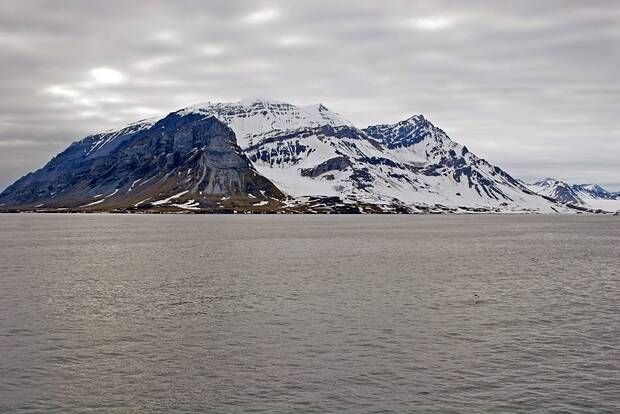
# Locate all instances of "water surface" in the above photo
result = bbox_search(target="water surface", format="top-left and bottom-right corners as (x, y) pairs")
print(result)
(0, 214), (618, 413)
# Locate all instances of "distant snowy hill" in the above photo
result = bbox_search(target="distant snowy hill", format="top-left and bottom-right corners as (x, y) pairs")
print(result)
(526, 178), (620, 212)
(0, 99), (595, 214)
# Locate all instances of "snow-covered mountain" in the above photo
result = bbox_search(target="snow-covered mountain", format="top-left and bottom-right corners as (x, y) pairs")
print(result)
(0, 99), (591, 213)
(361, 116), (560, 211)
(526, 178), (620, 212)
(243, 115), (568, 212)
(176, 98), (352, 149)
(526, 178), (584, 205)
(572, 183), (619, 200)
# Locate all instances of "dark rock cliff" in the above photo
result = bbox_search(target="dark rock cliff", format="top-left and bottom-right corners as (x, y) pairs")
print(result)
(0, 114), (283, 210)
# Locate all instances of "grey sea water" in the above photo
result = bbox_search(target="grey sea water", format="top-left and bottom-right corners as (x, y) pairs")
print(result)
(0, 214), (618, 413)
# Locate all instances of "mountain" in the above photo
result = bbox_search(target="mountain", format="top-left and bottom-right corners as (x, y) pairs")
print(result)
(572, 183), (618, 200)
(0, 113), (283, 212)
(527, 178), (584, 205)
(526, 178), (620, 212)
(242, 115), (569, 213)
(360, 116), (561, 211)
(0, 99), (585, 213)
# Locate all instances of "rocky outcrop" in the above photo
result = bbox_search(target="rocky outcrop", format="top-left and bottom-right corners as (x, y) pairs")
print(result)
(300, 156), (352, 177)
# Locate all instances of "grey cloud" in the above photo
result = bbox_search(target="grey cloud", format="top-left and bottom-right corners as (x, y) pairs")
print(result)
(0, 0), (618, 190)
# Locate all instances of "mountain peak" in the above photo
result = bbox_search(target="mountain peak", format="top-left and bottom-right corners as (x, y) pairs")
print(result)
(533, 177), (564, 187)
(183, 98), (289, 112)
(362, 113), (443, 151)
(577, 183), (606, 193)
(239, 96), (287, 105)
(404, 114), (428, 124)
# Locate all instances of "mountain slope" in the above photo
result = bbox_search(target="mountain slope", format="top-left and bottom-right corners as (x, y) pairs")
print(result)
(0, 113), (283, 211)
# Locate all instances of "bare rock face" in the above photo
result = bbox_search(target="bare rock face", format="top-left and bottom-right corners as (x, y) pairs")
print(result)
(0, 113), (283, 211)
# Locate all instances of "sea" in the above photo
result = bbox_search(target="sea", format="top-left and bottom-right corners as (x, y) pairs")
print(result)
(0, 214), (618, 413)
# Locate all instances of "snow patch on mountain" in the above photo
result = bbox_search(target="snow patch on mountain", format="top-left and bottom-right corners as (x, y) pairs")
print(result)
(83, 118), (156, 158)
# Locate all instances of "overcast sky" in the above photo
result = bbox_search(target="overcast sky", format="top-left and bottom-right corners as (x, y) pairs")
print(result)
(1, 0), (618, 190)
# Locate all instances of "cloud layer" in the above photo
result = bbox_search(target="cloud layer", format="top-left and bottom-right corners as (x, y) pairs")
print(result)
(1, 0), (618, 190)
